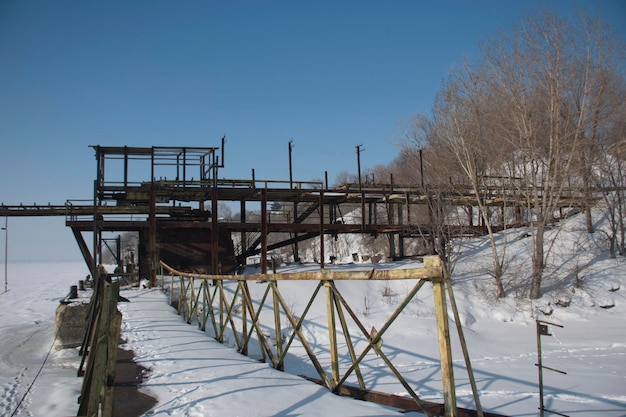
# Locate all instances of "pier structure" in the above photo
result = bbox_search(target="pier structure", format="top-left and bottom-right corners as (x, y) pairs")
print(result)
(0, 140), (599, 285)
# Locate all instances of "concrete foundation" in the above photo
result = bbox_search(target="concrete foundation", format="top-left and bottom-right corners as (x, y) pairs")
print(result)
(55, 301), (90, 350)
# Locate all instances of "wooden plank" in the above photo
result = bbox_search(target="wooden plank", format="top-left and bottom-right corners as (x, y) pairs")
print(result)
(78, 282), (112, 417)
(433, 277), (457, 417)
(101, 309), (122, 417)
(330, 282), (365, 389)
(446, 277), (485, 417)
(300, 375), (509, 417)
(325, 281), (339, 384)
(160, 255), (442, 282)
(272, 281), (283, 370)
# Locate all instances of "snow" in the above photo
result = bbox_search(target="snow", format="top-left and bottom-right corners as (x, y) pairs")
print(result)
(0, 262), (89, 417)
(118, 288), (402, 417)
(1, 211), (626, 416)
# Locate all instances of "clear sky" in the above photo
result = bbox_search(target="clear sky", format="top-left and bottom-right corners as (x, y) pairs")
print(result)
(1, 0), (624, 262)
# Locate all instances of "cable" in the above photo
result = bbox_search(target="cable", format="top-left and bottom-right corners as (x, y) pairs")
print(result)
(10, 326), (60, 417)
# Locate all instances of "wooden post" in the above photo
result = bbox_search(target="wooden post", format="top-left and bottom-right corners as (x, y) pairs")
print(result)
(78, 280), (121, 417)
(240, 281), (248, 355)
(218, 280), (225, 341)
(445, 277), (485, 417)
(189, 278), (196, 324)
(272, 281), (283, 370)
(330, 282), (365, 389)
(433, 275), (457, 417)
(325, 280), (339, 386)
(101, 282), (122, 416)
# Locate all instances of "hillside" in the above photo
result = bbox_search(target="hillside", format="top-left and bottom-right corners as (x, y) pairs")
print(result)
(0, 207), (624, 416)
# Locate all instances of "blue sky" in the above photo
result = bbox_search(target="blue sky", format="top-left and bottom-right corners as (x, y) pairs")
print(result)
(1, 0), (624, 262)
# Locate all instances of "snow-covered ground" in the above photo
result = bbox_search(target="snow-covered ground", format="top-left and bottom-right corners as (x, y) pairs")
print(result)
(1, 209), (625, 416)
(0, 262), (89, 417)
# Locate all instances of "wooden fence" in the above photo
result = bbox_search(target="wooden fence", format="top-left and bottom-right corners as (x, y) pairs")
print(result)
(77, 274), (122, 417)
(161, 256), (483, 417)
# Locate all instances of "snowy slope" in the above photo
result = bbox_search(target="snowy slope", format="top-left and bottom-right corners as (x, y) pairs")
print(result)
(1, 209), (625, 416)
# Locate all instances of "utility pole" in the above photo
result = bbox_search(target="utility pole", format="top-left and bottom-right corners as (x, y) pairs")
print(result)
(289, 140), (294, 189)
(289, 139), (299, 262)
(356, 145), (365, 229)
(356, 144), (364, 191)
(2, 217), (7, 293)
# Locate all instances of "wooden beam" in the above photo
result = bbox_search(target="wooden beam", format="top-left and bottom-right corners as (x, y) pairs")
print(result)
(160, 255), (443, 282)
(433, 276), (457, 416)
(300, 375), (508, 417)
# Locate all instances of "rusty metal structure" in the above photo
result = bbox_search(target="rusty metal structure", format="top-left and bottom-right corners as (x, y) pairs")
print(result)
(71, 140), (438, 282)
(0, 140), (428, 281)
(0, 139), (602, 284)
(1, 139), (605, 416)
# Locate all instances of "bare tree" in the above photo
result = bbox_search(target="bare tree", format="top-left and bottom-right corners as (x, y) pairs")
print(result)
(597, 115), (626, 257)
(416, 61), (509, 298)
(217, 202), (234, 220)
(479, 10), (625, 298)
(401, 10), (625, 299)
(333, 170), (358, 187)
(565, 14), (626, 234)
(399, 120), (471, 278)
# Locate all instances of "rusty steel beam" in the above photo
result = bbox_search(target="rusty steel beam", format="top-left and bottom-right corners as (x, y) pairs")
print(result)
(299, 375), (509, 417)
(65, 219), (486, 241)
(240, 232), (320, 259)
(0, 204), (195, 217)
(71, 228), (96, 277)
(2, 183), (605, 219)
(0, 205), (69, 216)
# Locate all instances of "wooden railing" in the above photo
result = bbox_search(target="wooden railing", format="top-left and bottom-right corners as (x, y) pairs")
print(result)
(160, 256), (482, 417)
(77, 274), (122, 417)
